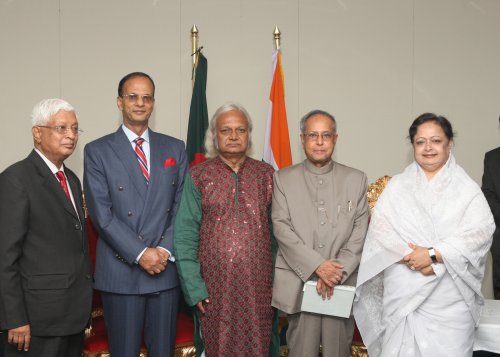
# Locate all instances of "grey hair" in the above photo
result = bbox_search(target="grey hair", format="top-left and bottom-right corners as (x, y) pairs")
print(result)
(299, 109), (337, 134)
(204, 102), (253, 159)
(31, 98), (76, 127)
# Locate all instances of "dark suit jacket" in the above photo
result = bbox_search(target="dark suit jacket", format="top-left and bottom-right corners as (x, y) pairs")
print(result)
(482, 147), (500, 256)
(83, 127), (187, 294)
(0, 150), (92, 336)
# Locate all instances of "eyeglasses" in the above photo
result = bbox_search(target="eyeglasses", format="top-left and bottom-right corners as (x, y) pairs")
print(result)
(37, 125), (83, 135)
(303, 132), (336, 141)
(121, 94), (155, 105)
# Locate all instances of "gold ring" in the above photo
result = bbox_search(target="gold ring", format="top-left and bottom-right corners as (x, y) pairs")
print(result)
(410, 266), (415, 271)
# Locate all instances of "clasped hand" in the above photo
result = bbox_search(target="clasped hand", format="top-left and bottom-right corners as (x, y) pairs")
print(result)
(402, 243), (434, 276)
(315, 260), (344, 300)
(139, 247), (169, 275)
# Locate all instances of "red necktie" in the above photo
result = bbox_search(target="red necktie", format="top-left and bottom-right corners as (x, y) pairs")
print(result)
(55, 171), (71, 201)
(134, 137), (150, 183)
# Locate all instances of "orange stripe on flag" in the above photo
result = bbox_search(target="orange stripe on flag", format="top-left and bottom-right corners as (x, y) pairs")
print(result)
(269, 53), (292, 169)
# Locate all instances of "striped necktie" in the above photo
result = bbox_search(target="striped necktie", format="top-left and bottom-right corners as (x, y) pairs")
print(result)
(133, 137), (149, 183)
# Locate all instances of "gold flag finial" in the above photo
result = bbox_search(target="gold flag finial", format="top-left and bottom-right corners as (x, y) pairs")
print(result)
(191, 25), (199, 87)
(273, 26), (281, 50)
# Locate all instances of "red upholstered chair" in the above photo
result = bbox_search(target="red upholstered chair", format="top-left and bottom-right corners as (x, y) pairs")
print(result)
(83, 216), (196, 357)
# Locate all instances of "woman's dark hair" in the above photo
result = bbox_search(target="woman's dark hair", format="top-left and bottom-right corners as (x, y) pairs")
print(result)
(408, 113), (454, 143)
(117, 72), (155, 96)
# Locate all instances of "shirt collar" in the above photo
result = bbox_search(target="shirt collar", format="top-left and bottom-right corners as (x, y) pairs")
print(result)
(122, 124), (150, 143)
(34, 148), (64, 174)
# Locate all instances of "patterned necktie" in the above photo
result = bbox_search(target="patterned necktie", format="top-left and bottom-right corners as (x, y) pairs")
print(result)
(134, 137), (149, 183)
(55, 171), (71, 201)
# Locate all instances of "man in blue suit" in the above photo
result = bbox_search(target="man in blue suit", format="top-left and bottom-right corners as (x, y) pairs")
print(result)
(84, 72), (187, 357)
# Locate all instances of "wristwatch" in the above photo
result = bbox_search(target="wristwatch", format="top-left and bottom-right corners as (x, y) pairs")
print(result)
(428, 247), (438, 264)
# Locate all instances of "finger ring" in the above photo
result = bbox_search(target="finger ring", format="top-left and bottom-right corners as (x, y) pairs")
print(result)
(162, 260), (167, 265)
(410, 265), (415, 270)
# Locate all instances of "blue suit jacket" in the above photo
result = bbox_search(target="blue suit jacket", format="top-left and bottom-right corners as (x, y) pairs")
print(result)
(84, 127), (187, 294)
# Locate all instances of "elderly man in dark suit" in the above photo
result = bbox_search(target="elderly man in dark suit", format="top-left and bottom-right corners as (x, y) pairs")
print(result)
(0, 98), (92, 357)
(84, 72), (187, 357)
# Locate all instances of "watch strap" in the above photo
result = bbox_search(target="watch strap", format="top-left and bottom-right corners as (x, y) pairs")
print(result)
(428, 247), (438, 264)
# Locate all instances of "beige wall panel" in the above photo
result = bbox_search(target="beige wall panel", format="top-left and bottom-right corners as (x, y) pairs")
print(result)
(297, 0), (414, 181)
(179, 0), (299, 161)
(413, 0), (500, 183)
(59, 0), (182, 176)
(0, 0), (60, 170)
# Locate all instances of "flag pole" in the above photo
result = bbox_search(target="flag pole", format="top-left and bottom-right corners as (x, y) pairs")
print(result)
(273, 26), (281, 51)
(191, 24), (199, 88)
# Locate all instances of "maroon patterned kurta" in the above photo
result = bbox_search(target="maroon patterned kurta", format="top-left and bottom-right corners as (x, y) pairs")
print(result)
(191, 156), (274, 356)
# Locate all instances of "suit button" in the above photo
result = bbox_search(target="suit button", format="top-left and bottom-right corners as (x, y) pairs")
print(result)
(85, 274), (91, 279)
(118, 186), (124, 191)
(171, 180), (176, 186)
(128, 211), (133, 216)
(166, 208), (171, 213)
(75, 223), (81, 230)
(160, 235), (165, 240)
(138, 235), (144, 240)
(320, 221), (325, 225)
(318, 244), (325, 248)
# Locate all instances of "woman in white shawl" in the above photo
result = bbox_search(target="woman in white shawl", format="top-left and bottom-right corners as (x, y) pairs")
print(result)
(354, 113), (494, 357)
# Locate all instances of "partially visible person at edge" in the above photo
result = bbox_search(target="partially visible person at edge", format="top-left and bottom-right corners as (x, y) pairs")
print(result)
(84, 72), (187, 357)
(272, 110), (369, 357)
(173, 102), (279, 356)
(0, 99), (92, 357)
(481, 116), (500, 300)
(354, 113), (495, 357)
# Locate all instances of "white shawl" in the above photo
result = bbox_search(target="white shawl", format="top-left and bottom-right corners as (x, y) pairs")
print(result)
(353, 155), (494, 356)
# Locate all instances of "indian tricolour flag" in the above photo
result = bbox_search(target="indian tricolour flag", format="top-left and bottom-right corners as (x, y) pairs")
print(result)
(263, 49), (292, 170)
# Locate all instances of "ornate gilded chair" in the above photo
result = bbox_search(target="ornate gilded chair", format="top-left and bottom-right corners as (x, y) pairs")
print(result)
(350, 175), (391, 357)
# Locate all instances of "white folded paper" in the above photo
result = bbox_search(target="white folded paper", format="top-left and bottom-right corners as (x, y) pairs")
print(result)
(300, 281), (355, 318)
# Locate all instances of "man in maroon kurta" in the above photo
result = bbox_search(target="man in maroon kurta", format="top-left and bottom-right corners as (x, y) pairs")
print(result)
(174, 103), (276, 356)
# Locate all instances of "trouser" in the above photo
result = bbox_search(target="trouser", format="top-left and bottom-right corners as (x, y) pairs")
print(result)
(101, 288), (180, 357)
(286, 312), (354, 357)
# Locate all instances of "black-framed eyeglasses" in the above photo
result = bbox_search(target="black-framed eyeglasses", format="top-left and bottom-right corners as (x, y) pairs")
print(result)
(121, 94), (155, 105)
(37, 125), (83, 135)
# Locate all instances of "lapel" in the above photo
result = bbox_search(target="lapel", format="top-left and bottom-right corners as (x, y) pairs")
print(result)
(109, 127), (148, 201)
(28, 150), (79, 221)
(65, 166), (85, 222)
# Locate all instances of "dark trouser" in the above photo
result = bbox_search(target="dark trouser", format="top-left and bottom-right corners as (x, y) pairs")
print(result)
(101, 287), (180, 357)
(4, 331), (84, 357)
(493, 251), (500, 300)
